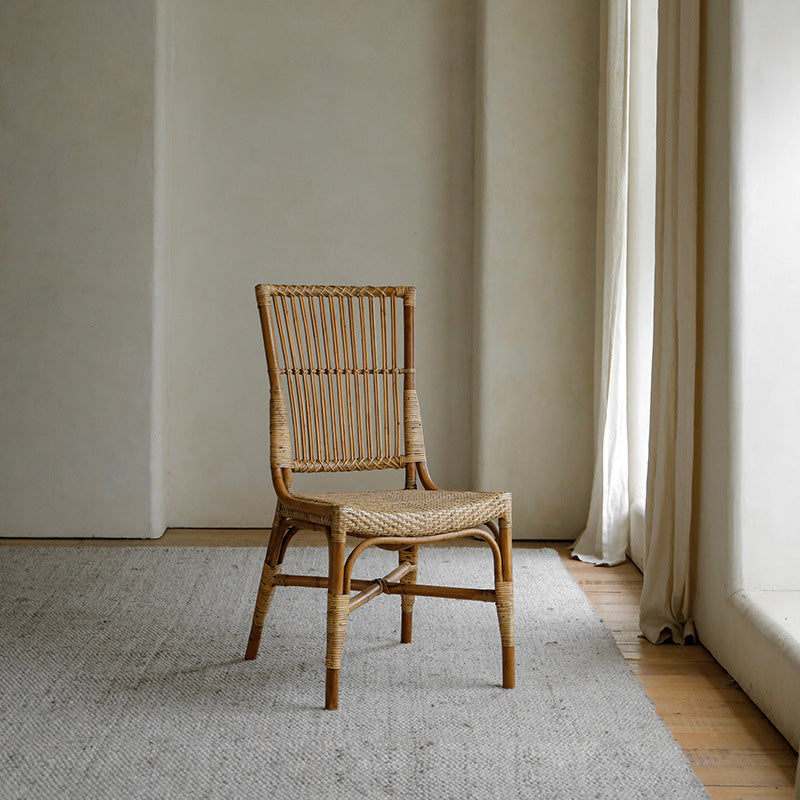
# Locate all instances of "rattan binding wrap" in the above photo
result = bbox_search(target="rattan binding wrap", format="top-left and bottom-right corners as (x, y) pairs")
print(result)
(325, 594), (350, 670)
(398, 546), (419, 628)
(495, 580), (515, 647)
(250, 562), (281, 643)
(269, 387), (291, 469)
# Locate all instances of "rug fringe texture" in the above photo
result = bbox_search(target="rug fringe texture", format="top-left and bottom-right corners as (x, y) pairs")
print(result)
(0, 546), (709, 799)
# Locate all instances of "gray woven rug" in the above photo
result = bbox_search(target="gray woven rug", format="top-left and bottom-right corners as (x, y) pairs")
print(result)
(0, 546), (708, 799)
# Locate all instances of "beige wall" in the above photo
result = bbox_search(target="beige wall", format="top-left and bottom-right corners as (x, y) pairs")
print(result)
(694, 0), (800, 749)
(734, 1), (800, 592)
(1, 1), (599, 541)
(474, 0), (599, 538)
(164, 1), (477, 526)
(0, 1), (159, 537)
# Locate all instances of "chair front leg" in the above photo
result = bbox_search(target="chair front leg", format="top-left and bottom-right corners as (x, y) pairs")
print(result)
(325, 535), (349, 710)
(245, 511), (287, 660)
(399, 545), (418, 643)
(496, 518), (515, 689)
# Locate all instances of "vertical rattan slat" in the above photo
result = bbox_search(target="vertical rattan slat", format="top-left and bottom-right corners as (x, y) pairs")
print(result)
(281, 295), (309, 461)
(273, 295), (304, 459)
(379, 295), (390, 457)
(297, 295), (322, 462)
(390, 296), (400, 458)
(320, 297), (343, 460)
(337, 295), (354, 460)
(307, 295), (331, 461)
(347, 297), (364, 461)
(368, 296), (381, 458)
(357, 297), (372, 459)
(289, 295), (309, 460)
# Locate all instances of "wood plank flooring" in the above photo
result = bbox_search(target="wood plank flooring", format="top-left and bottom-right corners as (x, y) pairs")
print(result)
(2, 530), (797, 798)
(556, 542), (798, 800)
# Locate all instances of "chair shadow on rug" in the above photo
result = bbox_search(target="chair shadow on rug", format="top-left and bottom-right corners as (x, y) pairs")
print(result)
(245, 285), (514, 709)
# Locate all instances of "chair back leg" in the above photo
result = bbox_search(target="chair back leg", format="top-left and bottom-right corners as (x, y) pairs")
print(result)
(399, 545), (418, 643)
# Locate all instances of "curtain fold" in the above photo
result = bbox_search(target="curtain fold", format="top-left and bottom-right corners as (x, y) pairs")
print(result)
(626, 0), (658, 571)
(639, 0), (700, 645)
(573, 0), (631, 567)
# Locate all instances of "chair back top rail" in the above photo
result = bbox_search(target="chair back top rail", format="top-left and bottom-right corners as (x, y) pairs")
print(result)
(256, 285), (413, 302)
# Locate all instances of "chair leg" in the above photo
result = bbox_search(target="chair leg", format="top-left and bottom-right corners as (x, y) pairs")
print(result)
(399, 545), (418, 643)
(245, 513), (285, 661)
(496, 519), (515, 689)
(325, 536), (348, 710)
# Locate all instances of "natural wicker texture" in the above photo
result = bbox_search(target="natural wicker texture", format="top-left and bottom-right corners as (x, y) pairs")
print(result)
(495, 580), (515, 647)
(290, 456), (405, 473)
(246, 284), (515, 710)
(269, 387), (292, 468)
(257, 285), (409, 302)
(398, 546), (418, 623)
(279, 489), (511, 538)
(245, 561), (282, 661)
(403, 389), (426, 462)
(254, 562), (281, 618)
(325, 594), (350, 670)
(262, 285), (413, 473)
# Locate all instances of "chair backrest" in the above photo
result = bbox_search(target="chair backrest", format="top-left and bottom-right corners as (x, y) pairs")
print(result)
(255, 285), (426, 485)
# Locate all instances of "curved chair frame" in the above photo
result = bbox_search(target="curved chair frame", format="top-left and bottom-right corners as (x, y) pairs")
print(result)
(245, 285), (514, 709)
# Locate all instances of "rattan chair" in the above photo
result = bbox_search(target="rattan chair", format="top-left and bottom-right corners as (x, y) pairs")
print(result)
(245, 285), (514, 709)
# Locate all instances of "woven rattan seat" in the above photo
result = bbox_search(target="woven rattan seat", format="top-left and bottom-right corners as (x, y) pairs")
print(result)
(245, 285), (514, 709)
(281, 490), (512, 538)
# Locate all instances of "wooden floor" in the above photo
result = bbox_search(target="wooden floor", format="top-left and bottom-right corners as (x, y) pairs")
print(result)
(2, 530), (797, 798)
(556, 542), (798, 800)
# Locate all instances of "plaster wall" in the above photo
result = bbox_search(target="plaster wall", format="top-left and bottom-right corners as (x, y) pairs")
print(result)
(164, 1), (477, 526)
(1, 2), (600, 542)
(0, 1), (159, 537)
(474, 0), (598, 538)
(694, 0), (800, 749)
(734, 0), (800, 592)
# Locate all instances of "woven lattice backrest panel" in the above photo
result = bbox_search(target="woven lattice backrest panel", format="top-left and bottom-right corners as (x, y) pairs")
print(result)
(256, 285), (420, 473)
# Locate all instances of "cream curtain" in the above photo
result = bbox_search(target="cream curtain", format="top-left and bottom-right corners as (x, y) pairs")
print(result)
(639, 0), (700, 645)
(577, 0), (701, 647)
(626, 0), (658, 570)
(572, 0), (631, 567)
